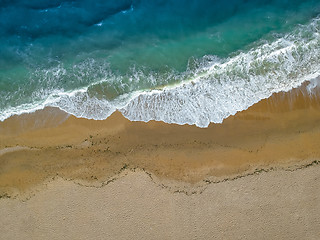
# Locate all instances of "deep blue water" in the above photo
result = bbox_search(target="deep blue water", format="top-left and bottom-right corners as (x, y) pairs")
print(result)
(1, 0), (320, 126)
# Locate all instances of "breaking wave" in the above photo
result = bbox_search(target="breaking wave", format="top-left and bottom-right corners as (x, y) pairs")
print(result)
(1, 17), (320, 127)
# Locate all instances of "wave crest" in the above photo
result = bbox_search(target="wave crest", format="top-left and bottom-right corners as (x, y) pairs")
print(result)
(119, 18), (320, 127)
(2, 17), (320, 127)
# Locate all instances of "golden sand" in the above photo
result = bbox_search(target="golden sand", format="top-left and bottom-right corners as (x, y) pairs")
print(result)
(0, 82), (319, 197)
(1, 83), (320, 239)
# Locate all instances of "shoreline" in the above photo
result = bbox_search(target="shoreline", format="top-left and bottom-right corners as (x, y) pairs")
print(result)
(0, 82), (320, 197)
(1, 80), (320, 239)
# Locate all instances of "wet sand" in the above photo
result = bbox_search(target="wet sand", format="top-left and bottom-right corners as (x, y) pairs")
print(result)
(0, 82), (320, 238)
(1, 82), (320, 197)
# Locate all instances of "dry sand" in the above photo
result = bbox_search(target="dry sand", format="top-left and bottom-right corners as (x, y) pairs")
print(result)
(0, 163), (319, 240)
(0, 83), (320, 239)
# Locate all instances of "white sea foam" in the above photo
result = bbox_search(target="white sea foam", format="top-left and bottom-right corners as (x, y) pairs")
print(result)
(120, 18), (320, 127)
(1, 17), (320, 127)
(307, 77), (320, 94)
(121, 4), (134, 14)
(95, 22), (103, 27)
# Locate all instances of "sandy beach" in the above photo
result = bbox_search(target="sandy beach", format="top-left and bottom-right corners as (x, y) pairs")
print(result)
(1, 1), (320, 238)
(0, 83), (320, 239)
(1, 163), (320, 240)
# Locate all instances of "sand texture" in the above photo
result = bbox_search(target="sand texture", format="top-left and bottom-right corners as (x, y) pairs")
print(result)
(0, 83), (320, 239)
(0, 164), (320, 240)
(0, 83), (320, 196)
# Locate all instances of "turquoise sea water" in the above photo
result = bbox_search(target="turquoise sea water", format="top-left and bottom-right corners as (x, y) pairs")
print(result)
(1, 0), (320, 126)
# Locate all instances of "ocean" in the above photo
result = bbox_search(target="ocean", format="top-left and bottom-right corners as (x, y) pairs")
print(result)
(1, 0), (320, 127)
